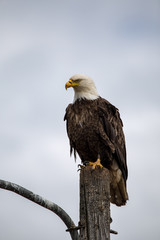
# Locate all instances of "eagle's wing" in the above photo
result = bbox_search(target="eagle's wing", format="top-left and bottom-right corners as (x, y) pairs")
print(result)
(98, 98), (128, 182)
(64, 104), (77, 159)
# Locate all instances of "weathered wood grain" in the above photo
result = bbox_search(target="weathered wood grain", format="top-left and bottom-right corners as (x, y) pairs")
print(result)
(79, 166), (110, 240)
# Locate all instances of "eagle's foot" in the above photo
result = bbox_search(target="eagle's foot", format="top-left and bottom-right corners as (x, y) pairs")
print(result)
(77, 164), (86, 171)
(88, 158), (103, 170)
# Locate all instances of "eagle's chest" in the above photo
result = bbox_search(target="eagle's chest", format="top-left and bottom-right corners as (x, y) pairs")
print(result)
(68, 107), (98, 143)
(72, 105), (97, 125)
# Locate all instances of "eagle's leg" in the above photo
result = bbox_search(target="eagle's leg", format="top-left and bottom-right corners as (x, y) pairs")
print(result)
(88, 157), (103, 169)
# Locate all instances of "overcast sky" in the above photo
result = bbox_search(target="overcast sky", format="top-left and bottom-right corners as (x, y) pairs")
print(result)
(0, 0), (160, 239)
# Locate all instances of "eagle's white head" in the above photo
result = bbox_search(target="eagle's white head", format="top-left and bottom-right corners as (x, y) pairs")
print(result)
(65, 74), (99, 102)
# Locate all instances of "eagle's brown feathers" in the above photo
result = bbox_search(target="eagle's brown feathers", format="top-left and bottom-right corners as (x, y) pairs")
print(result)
(64, 74), (128, 206)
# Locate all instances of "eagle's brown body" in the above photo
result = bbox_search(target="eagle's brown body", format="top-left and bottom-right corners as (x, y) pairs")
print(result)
(64, 97), (128, 206)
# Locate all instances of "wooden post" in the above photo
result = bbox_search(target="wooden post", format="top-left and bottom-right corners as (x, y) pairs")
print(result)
(79, 166), (110, 240)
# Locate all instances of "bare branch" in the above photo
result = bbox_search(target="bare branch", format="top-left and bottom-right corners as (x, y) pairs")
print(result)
(0, 179), (79, 240)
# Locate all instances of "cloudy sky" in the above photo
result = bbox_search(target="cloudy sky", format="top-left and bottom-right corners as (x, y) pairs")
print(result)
(0, 0), (160, 239)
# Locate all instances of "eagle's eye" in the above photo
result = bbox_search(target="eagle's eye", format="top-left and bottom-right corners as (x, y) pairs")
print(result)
(74, 79), (80, 82)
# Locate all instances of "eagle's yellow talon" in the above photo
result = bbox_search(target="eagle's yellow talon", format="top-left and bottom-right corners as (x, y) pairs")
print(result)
(88, 158), (103, 169)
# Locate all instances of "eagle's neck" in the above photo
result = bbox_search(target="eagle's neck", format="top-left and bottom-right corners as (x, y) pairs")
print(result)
(74, 92), (99, 102)
(73, 83), (99, 102)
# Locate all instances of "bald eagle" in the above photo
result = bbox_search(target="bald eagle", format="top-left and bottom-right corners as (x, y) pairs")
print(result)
(64, 74), (128, 206)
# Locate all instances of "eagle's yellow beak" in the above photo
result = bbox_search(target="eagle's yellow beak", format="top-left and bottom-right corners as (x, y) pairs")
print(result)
(65, 80), (79, 90)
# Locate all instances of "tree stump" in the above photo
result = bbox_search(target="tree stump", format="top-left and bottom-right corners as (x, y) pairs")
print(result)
(79, 166), (110, 240)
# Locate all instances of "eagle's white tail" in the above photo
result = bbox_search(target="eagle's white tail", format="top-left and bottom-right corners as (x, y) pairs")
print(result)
(110, 169), (128, 206)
